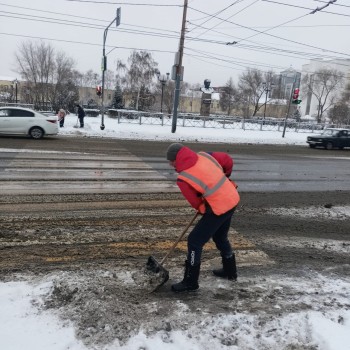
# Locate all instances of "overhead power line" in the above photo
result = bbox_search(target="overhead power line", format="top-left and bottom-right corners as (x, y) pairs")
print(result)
(64, 0), (181, 6)
(186, 21), (345, 62)
(186, 0), (245, 36)
(1, 11), (349, 64)
(0, 31), (175, 53)
(184, 51), (349, 78)
(0, 11), (338, 63)
(188, 0), (260, 41)
(313, 0), (350, 8)
(1, 31), (348, 80)
(188, 6), (350, 58)
(186, 47), (288, 70)
(2, 1), (348, 57)
(239, 11), (308, 43)
(0, 11), (182, 40)
(1, 5), (350, 65)
(261, 0), (350, 17)
(234, 0), (343, 47)
(0, 2), (180, 34)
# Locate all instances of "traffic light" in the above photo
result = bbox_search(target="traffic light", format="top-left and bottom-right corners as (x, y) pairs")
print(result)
(292, 88), (302, 104)
(292, 88), (299, 101)
(96, 86), (102, 97)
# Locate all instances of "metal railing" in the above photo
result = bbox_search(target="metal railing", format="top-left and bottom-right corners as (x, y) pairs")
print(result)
(111, 110), (343, 134)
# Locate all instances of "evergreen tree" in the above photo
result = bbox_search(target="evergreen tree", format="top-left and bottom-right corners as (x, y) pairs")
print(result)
(112, 82), (124, 109)
(53, 79), (79, 113)
(131, 85), (155, 111)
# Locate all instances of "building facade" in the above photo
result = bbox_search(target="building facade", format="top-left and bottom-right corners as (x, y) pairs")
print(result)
(300, 59), (350, 118)
(275, 68), (301, 100)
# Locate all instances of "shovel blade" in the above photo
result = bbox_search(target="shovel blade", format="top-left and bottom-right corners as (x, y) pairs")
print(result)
(145, 256), (169, 290)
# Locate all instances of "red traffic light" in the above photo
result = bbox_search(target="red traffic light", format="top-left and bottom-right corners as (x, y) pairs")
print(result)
(96, 86), (102, 97)
(292, 88), (299, 100)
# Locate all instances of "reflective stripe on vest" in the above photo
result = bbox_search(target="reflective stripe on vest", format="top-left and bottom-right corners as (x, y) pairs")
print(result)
(179, 153), (226, 198)
(178, 153), (240, 215)
(179, 170), (227, 198)
(198, 152), (222, 170)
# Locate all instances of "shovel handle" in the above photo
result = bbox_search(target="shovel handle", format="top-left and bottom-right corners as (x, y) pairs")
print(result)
(160, 211), (199, 266)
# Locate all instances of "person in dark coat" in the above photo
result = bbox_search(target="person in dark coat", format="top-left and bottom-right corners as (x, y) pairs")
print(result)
(76, 104), (86, 128)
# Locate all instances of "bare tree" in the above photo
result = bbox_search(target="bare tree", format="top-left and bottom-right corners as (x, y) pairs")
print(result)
(220, 77), (239, 116)
(302, 68), (344, 123)
(116, 51), (158, 110)
(49, 51), (77, 111)
(15, 41), (79, 110)
(341, 82), (350, 106)
(71, 70), (83, 89)
(15, 41), (55, 108)
(82, 70), (101, 88)
(104, 70), (116, 91)
(237, 69), (274, 116)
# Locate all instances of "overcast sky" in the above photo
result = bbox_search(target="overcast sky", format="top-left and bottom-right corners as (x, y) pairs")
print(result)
(1, 0), (350, 86)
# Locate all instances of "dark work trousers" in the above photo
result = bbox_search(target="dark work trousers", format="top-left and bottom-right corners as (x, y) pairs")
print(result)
(79, 116), (84, 127)
(187, 207), (235, 266)
(59, 118), (64, 127)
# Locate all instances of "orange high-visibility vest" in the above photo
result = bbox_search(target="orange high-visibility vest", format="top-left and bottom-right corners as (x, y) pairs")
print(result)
(178, 152), (240, 215)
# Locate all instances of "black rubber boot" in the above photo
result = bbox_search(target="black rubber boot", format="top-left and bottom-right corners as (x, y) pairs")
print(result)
(171, 261), (200, 293)
(213, 255), (237, 280)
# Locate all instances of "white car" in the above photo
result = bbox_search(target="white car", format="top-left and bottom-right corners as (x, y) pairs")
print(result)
(0, 107), (59, 139)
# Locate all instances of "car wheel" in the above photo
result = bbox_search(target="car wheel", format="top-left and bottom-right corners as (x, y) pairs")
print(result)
(309, 144), (316, 148)
(29, 127), (44, 139)
(325, 142), (333, 150)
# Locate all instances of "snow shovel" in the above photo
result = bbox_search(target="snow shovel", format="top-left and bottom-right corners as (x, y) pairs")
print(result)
(146, 211), (199, 290)
(73, 117), (79, 128)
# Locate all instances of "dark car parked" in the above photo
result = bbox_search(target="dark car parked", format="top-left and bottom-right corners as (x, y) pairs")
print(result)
(307, 128), (350, 150)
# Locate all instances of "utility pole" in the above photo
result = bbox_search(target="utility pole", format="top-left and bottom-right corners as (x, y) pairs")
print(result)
(100, 7), (121, 131)
(171, 0), (188, 133)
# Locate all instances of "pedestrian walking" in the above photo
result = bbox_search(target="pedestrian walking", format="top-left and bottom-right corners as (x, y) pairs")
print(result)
(76, 104), (86, 128)
(166, 143), (240, 293)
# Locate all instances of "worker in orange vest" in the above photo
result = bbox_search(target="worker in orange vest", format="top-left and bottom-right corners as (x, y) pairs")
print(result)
(166, 143), (240, 292)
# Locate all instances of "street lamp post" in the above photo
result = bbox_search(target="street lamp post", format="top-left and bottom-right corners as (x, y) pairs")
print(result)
(100, 7), (121, 131)
(157, 72), (169, 113)
(13, 79), (19, 104)
(262, 82), (274, 121)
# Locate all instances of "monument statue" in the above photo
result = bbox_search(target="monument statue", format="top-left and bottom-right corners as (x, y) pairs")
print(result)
(200, 79), (214, 116)
(200, 79), (214, 94)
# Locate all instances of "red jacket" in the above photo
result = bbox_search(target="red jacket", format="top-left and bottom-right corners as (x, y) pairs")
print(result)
(175, 147), (237, 212)
(207, 152), (233, 177)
